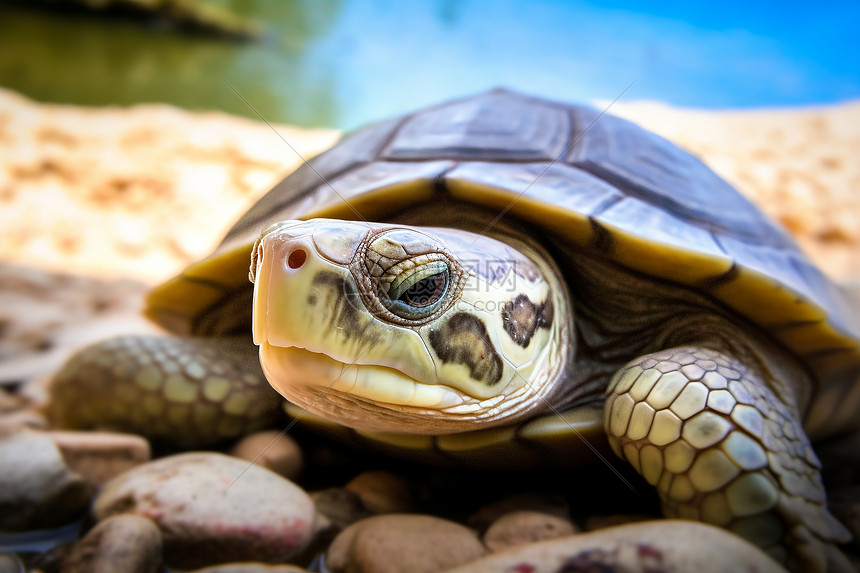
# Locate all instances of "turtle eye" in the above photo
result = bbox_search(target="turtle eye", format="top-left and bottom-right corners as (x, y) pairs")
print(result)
(398, 270), (449, 308)
(385, 261), (450, 318)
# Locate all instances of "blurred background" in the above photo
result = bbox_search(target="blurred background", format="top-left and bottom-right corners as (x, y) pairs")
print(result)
(2, 0), (859, 129)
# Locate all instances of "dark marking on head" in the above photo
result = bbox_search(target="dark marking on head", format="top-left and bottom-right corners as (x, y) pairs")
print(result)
(312, 271), (380, 345)
(501, 293), (554, 348)
(307, 294), (318, 306)
(428, 313), (503, 386)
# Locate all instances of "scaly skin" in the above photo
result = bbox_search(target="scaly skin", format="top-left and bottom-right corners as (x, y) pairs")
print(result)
(605, 347), (853, 572)
(49, 336), (281, 447)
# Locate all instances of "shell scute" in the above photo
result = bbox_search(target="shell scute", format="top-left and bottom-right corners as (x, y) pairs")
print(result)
(382, 90), (569, 161)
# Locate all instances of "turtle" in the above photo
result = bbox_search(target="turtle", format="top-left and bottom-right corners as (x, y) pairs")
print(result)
(50, 89), (860, 571)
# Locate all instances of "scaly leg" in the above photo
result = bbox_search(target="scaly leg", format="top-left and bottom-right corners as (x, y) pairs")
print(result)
(604, 347), (851, 572)
(49, 336), (282, 447)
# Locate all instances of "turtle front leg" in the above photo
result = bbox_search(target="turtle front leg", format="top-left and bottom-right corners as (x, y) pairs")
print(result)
(49, 335), (283, 447)
(604, 347), (851, 572)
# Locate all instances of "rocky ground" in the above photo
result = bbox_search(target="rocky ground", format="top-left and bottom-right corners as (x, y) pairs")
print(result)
(1, 88), (859, 572)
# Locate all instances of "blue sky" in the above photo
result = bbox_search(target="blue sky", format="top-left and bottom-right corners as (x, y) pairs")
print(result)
(306, 0), (860, 127)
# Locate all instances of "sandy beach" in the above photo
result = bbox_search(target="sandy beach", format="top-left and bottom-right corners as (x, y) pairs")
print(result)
(1, 88), (857, 287)
(1, 88), (857, 285)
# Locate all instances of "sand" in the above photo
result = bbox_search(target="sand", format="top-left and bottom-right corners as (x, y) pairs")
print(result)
(0, 88), (339, 284)
(0, 88), (857, 284)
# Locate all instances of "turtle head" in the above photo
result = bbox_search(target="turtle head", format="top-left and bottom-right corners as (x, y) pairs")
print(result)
(251, 219), (573, 434)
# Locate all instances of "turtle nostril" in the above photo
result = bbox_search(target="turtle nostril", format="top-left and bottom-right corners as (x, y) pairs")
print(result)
(288, 248), (307, 269)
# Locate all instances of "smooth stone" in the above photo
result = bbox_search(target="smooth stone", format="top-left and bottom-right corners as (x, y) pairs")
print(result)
(0, 553), (25, 573)
(483, 510), (578, 552)
(344, 470), (413, 514)
(189, 564), (307, 573)
(445, 520), (788, 573)
(468, 492), (570, 532)
(61, 514), (162, 573)
(229, 430), (303, 481)
(0, 429), (93, 531)
(93, 452), (318, 570)
(49, 430), (151, 486)
(326, 514), (487, 573)
(310, 488), (373, 531)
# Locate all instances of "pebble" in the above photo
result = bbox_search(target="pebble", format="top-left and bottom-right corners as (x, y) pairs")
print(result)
(60, 514), (162, 573)
(188, 564), (307, 573)
(0, 554), (24, 573)
(310, 488), (373, 531)
(325, 514), (486, 573)
(468, 492), (570, 532)
(483, 510), (578, 552)
(229, 430), (304, 481)
(0, 429), (93, 531)
(445, 520), (788, 573)
(92, 452), (318, 570)
(49, 430), (151, 486)
(344, 470), (413, 514)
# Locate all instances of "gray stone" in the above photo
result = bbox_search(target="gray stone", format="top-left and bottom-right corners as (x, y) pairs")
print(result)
(326, 514), (486, 573)
(93, 452), (318, 570)
(61, 514), (162, 573)
(0, 429), (93, 531)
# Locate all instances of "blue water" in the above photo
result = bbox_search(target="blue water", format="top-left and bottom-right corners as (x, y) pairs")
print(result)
(1, 0), (858, 129)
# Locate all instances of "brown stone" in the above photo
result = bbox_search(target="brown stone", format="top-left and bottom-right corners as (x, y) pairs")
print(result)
(189, 564), (307, 573)
(326, 514), (486, 573)
(468, 492), (570, 532)
(61, 514), (162, 573)
(344, 470), (413, 514)
(229, 430), (303, 481)
(49, 430), (151, 486)
(483, 510), (578, 552)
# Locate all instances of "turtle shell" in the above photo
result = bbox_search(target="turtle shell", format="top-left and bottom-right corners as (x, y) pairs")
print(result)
(147, 89), (860, 428)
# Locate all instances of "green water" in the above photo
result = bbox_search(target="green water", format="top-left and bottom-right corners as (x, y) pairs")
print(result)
(1, 1), (858, 130)
(0, 1), (342, 127)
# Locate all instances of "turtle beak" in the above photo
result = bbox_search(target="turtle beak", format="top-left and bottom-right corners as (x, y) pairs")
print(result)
(250, 219), (369, 350)
(251, 230), (319, 348)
